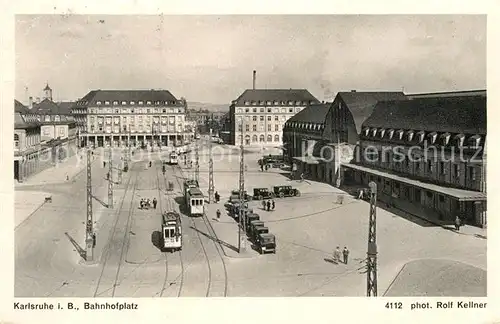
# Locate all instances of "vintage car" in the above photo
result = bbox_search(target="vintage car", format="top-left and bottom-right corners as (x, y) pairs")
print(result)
(256, 233), (276, 254)
(244, 213), (260, 231)
(253, 188), (275, 200)
(251, 226), (269, 242)
(248, 220), (265, 237)
(230, 190), (251, 201)
(272, 185), (301, 198)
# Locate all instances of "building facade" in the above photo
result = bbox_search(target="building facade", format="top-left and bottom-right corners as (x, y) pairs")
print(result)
(343, 93), (487, 227)
(72, 90), (193, 148)
(187, 109), (226, 135)
(229, 89), (319, 146)
(283, 91), (406, 186)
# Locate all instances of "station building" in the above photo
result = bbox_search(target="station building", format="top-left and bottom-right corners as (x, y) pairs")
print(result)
(283, 91), (406, 186)
(72, 90), (193, 148)
(343, 92), (487, 227)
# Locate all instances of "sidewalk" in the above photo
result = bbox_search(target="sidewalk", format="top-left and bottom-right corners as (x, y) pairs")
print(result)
(14, 190), (51, 229)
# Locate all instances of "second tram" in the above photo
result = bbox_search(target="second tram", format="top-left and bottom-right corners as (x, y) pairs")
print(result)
(161, 211), (182, 251)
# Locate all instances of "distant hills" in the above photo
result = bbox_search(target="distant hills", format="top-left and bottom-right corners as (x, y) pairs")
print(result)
(187, 101), (229, 112)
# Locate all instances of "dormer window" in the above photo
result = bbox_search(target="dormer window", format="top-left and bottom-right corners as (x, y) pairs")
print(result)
(288, 101), (294, 105)
(147, 101), (152, 105)
(244, 101), (250, 105)
(96, 101), (102, 105)
(469, 135), (481, 148)
(130, 101), (135, 105)
(407, 130), (414, 142)
(441, 132), (451, 145)
(274, 101), (279, 105)
(387, 129), (394, 139)
(105, 101), (110, 105)
(295, 101), (301, 105)
(372, 129), (377, 137)
(113, 101), (118, 105)
(121, 101), (126, 105)
(455, 134), (465, 147)
(364, 128), (370, 136)
(267, 101), (272, 105)
(155, 101), (160, 105)
(379, 129), (385, 138)
(138, 101), (144, 105)
(427, 132), (437, 144)
(417, 131), (425, 143)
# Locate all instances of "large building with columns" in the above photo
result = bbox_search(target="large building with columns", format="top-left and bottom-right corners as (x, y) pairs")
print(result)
(72, 89), (192, 148)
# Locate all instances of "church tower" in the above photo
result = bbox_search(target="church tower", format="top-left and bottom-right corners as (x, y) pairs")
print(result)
(43, 83), (53, 101)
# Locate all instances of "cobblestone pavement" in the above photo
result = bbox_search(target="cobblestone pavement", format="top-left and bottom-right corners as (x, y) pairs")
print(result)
(14, 143), (486, 297)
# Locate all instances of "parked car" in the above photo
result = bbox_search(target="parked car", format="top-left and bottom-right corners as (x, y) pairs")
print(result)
(272, 185), (301, 198)
(256, 233), (276, 254)
(253, 188), (275, 200)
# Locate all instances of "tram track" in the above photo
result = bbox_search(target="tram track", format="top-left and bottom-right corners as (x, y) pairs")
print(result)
(172, 164), (228, 297)
(92, 164), (138, 298)
(156, 162), (184, 298)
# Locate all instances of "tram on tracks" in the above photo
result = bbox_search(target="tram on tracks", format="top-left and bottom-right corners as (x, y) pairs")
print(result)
(161, 211), (182, 251)
(169, 151), (179, 165)
(183, 179), (200, 196)
(185, 187), (205, 217)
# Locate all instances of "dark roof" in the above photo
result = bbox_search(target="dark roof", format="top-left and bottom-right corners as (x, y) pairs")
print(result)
(337, 91), (407, 133)
(76, 90), (181, 107)
(57, 101), (75, 114)
(14, 112), (39, 129)
(363, 96), (486, 135)
(287, 103), (330, 124)
(407, 89), (486, 99)
(32, 98), (63, 115)
(14, 100), (29, 114)
(44, 83), (52, 91)
(233, 89), (319, 105)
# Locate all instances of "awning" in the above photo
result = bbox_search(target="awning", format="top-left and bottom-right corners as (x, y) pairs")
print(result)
(342, 163), (486, 202)
(292, 156), (324, 165)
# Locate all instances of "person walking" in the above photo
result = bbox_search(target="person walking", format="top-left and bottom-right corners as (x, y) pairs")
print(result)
(333, 246), (341, 263)
(300, 172), (304, 182)
(216, 209), (221, 219)
(103, 161), (106, 168)
(271, 200), (275, 210)
(215, 191), (220, 203)
(343, 247), (350, 264)
(152, 198), (157, 209)
(262, 200), (266, 210)
(266, 200), (271, 212)
(140, 198), (144, 210)
(358, 189), (364, 200)
(455, 216), (462, 231)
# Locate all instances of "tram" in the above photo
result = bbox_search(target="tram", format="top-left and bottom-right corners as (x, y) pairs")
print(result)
(161, 211), (182, 251)
(186, 187), (205, 217)
(183, 179), (200, 196)
(169, 151), (178, 165)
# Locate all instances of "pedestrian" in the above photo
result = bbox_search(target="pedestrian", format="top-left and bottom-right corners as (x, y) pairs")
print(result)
(215, 191), (220, 203)
(262, 200), (266, 210)
(358, 189), (364, 200)
(271, 200), (275, 210)
(300, 172), (304, 182)
(455, 216), (461, 231)
(153, 198), (157, 209)
(103, 161), (106, 168)
(149, 161), (152, 167)
(66, 174), (69, 181)
(265, 164), (269, 171)
(343, 247), (350, 264)
(147, 198), (151, 208)
(140, 199), (144, 209)
(260, 163), (264, 172)
(266, 200), (271, 211)
(106, 172), (110, 180)
(216, 209), (221, 219)
(333, 246), (341, 263)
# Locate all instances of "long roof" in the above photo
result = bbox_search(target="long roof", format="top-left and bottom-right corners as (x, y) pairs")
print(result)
(363, 95), (486, 134)
(287, 103), (330, 124)
(14, 112), (40, 129)
(14, 100), (29, 114)
(407, 89), (486, 99)
(233, 89), (319, 105)
(75, 89), (182, 107)
(336, 91), (407, 133)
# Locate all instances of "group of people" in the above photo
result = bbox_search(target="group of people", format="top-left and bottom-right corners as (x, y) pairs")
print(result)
(140, 197), (157, 210)
(262, 199), (275, 211)
(333, 246), (350, 264)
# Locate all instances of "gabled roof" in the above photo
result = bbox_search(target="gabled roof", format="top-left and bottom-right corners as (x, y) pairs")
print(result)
(14, 100), (29, 114)
(233, 89), (319, 105)
(75, 89), (182, 107)
(32, 98), (62, 115)
(14, 112), (40, 129)
(336, 91), (407, 133)
(363, 95), (486, 135)
(287, 103), (330, 124)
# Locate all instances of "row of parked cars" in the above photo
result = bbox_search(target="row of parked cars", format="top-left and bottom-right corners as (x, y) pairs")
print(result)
(225, 196), (276, 254)
(228, 187), (301, 202)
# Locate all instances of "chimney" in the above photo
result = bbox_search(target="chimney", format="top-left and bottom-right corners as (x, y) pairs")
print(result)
(28, 96), (33, 109)
(36, 97), (41, 104)
(252, 70), (256, 90)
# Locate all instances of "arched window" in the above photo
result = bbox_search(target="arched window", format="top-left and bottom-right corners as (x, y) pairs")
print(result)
(274, 135), (280, 142)
(252, 135), (258, 142)
(267, 135), (272, 142)
(259, 134), (265, 142)
(14, 134), (19, 148)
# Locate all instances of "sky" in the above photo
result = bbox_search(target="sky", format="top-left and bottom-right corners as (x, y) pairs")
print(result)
(15, 15), (486, 104)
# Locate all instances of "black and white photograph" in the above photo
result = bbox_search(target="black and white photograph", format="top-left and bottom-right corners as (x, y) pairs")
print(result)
(12, 14), (487, 300)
